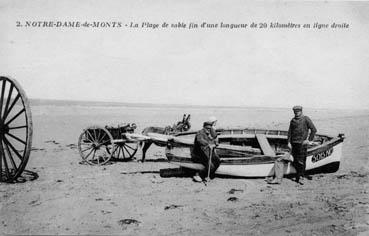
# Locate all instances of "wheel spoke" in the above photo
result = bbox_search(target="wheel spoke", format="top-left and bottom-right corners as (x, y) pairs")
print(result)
(6, 132), (26, 145)
(0, 140), (2, 180)
(91, 149), (96, 161)
(81, 146), (93, 153)
(3, 136), (23, 160)
(98, 140), (111, 146)
(82, 133), (93, 143)
(3, 140), (17, 171)
(80, 143), (93, 150)
(84, 148), (95, 159)
(121, 146), (126, 159)
(5, 108), (25, 126)
(81, 140), (93, 146)
(2, 94), (20, 122)
(86, 130), (95, 142)
(3, 156), (10, 178)
(3, 83), (14, 120)
(0, 142), (10, 178)
(0, 79), (5, 118)
(117, 146), (121, 158)
(125, 144), (136, 151)
(95, 129), (101, 142)
(123, 145), (131, 157)
(98, 131), (107, 144)
(93, 128), (97, 141)
(8, 125), (27, 130)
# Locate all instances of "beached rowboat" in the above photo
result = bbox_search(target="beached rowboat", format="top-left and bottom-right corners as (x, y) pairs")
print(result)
(154, 129), (345, 178)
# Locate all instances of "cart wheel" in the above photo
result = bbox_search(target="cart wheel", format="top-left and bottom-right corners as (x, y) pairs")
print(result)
(77, 126), (114, 165)
(0, 76), (33, 182)
(112, 142), (138, 161)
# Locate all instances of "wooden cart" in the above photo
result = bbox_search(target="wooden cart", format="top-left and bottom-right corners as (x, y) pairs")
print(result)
(77, 124), (142, 165)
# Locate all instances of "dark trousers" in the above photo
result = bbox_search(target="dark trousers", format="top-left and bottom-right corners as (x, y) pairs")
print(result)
(291, 143), (307, 181)
(191, 147), (221, 179)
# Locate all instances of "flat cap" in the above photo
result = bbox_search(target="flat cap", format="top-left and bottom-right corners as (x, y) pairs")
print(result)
(292, 105), (303, 111)
(203, 116), (217, 126)
(207, 116), (217, 123)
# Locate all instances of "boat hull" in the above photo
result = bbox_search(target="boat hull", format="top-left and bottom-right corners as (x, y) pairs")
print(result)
(166, 129), (344, 178)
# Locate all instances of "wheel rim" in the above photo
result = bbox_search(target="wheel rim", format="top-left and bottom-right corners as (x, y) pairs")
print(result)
(112, 142), (138, 161)
(0, 76), (33, 182)
(77, 126), (113, 165)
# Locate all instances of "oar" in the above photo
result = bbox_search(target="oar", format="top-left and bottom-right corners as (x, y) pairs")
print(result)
(206, 145), (214, 182)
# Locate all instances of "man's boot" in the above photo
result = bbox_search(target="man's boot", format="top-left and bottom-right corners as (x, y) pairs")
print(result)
(295, 175), (304, 185)
(305, 175), (312, 180)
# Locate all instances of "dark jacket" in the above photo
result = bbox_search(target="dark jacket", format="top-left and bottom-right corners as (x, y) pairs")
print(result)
(287, 115), (317, 144)
(191, 127), (217, 159)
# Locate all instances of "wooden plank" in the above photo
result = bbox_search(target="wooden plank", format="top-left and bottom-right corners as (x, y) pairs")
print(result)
(255, 133), (275, 156)
(218, 134), (286, 139)
(124, 133), (151, 141)
(172, 137), (193, 145)
(146, 132), (169, 142)
(147, 133), (193, 145)
(216, 144), (261, 153)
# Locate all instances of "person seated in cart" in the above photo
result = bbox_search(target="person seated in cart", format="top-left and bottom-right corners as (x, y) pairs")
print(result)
(191, 116), (221, 182)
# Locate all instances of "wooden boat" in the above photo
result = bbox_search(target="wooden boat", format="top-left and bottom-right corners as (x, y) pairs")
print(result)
(152, 128), (345, 178)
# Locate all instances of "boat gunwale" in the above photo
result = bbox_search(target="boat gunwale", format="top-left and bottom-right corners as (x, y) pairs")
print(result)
(175, 128), (334, 140)
(168, 128), (344, 161)
(166, 136), (344, 165)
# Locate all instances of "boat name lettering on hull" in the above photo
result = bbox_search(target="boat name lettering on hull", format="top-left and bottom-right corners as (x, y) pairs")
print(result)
(312, 148), (333, 163)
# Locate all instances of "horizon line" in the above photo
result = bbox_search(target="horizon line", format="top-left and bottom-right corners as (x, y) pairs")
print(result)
(28, 97), (368, 111)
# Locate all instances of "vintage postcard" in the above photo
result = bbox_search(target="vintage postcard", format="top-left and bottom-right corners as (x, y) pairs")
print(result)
(0, 1), (368, 235)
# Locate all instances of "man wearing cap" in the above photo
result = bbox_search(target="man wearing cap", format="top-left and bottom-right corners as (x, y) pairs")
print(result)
(191, 116), (221, 182)
(288, 105), (317, 185)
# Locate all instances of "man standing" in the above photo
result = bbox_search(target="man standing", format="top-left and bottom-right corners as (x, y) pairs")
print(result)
(191, 116), (221, 182)
(288, 105), (317, 185)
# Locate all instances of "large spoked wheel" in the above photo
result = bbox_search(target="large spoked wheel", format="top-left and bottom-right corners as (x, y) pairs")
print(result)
(112, 141), (138, 161)
(0, 76), (33, 182)
(77, 126), (114, 165)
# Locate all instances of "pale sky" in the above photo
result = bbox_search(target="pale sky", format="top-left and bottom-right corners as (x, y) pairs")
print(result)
(1, 0), (368, 109)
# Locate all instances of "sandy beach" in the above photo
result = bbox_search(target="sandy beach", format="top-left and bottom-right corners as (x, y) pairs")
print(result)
(1, 102), (368, 235)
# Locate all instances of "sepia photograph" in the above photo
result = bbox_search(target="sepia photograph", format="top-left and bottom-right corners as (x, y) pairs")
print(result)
(0, 0), (368, 235)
